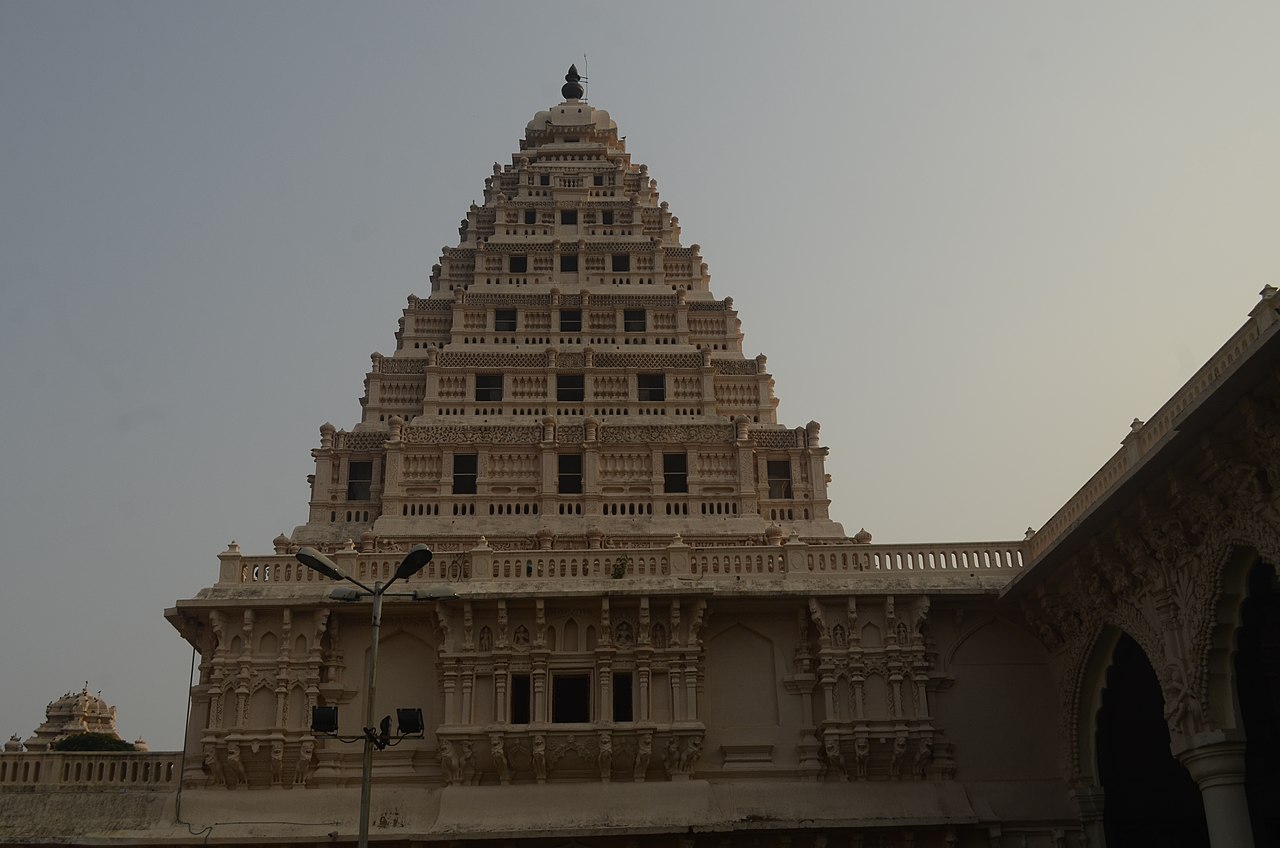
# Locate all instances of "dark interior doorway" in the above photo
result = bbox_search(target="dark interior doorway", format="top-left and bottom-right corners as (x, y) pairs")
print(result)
(1236, 561), (1280, 847)
(1096, 634), (1209, 847)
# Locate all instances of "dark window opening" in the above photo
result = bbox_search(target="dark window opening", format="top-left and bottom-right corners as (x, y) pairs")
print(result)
(560, 209), (578, 225)
(453, 454), (478, 495)
(664, 453), (688, 494)
(510, 255), (528, 273)
(638, 373), (665, 402)
(601, 210), (614, 225)
(558, 453), (583, 494)
(539, 174), (550, 186)
(767, 460), (793, 499)
(510, 674), (531, 725)
(557, 374), (585, 402)
(624, 309), (646, 332)
(613, 672), (634, 722)
(475, 374), (504, 402)
(347, 461), (373, 501)
(552, 674), (590, 723)
(525, 209), (537, 224)
(495, 309), (517, 332)
(560, 309), (582, 332)
(612, 254), (630, 273)
(560, 254), (579, 272)
(593, 174), (604, 186)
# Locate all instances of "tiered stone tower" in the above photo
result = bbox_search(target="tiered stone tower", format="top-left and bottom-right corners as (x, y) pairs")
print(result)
(296, 65), (843, 553)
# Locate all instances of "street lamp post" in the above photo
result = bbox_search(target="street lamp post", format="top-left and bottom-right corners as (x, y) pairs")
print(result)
(296, 544), (453, 848)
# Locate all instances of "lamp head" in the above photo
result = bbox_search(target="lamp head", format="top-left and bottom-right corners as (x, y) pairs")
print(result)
(392, 544), (433, 582)
(413, 585), (459, 601)
(296, 547), (348, 582)
(329, 586), (363, 602)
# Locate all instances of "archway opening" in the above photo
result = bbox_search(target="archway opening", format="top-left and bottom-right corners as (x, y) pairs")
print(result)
(1236, 561), (1280, 846)
(1096, 634), (1208, 847)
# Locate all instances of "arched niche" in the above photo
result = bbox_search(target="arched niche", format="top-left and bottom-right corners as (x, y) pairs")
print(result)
(366, 629), (438, 743)
(248, 684), (276, 728)
(935, 616), (1055, 781)
(707, 623), (779, 728)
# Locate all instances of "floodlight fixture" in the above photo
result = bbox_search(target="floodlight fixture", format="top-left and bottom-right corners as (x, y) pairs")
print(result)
(311, 706), (339, 734)
(413, 585), (460, 602)
(396, 708), (424, 736)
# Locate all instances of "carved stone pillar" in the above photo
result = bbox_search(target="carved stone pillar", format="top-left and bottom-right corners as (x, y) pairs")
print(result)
(1177, 734), (1254, 848)
(1070, 785), (1107, 848)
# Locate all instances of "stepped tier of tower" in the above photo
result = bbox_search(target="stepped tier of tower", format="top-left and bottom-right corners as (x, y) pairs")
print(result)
(293, 90), (844, 550)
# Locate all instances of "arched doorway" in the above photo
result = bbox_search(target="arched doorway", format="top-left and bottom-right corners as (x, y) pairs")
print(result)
(1096, 634), (1209, 847)
(1236, 561), (1280, 846)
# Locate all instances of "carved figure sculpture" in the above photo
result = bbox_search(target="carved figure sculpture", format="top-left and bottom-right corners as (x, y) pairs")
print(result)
(440, 739), (461, 785)
(853, 736), (870, 779)
(490, 734), (511, 784)
(270, 741), (284, 785)
(890, 736), (907, 779)
(479, 626), (493, 652)
(203, 743), (225, 787)
(294, 740), (315, 785)
(663, 737), (682, 775)
(679, 737), (702, 773)
(597, 732), (613, 782)
(631, 731), (653, 781)
(531, 734), (547, 783)
(226, 742), (249, 788)
(461, 740), (477, 784)
(913, 737), (933, 779)
(823, 735), (846, 779)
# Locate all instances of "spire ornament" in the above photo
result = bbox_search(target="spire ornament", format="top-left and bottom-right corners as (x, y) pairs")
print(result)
(562, 64), (584, 100)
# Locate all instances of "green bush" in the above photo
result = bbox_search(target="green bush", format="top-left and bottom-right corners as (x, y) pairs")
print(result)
(51, 733), (136, 752)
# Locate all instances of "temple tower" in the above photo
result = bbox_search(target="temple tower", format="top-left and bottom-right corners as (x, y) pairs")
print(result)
(296, 67), (844, 551)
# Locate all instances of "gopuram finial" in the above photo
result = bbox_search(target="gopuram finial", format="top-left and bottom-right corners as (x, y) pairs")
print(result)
(562, 64), (584, 100)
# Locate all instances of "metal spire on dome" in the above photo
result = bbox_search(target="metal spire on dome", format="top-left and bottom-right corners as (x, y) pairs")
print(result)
(562, 64), (585, 100)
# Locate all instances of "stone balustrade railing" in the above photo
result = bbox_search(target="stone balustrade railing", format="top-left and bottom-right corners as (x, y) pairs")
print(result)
(221, 538), (1024, 587)
(0, 751), (179, 789)
(1024, 287), (1279, 564)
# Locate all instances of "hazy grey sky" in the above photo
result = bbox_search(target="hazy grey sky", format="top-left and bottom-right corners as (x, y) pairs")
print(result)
(1, 1), (1276, 749)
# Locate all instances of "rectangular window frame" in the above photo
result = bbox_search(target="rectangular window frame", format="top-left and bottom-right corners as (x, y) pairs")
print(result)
(559, 309), (582, 332)
(560, 209), (578, 226)
(347, 460), (373, 501)
(560, 254), (579, 273)
(766, 459), (794, 499)
(612, 671), (634, 722)
(557, 374), (585, 402)
(509, 255), (528, 273)
(637, 373), (666, 402)
(510, 673), (531, 725)
(558, 453), (584, 495)
(612, 254), (630, 273)
(551, 672), (592, 723)
(475, 374), (504, 402)
(624, 309), (646, 332)
(663, 452), (688, 494)
(494, 309), (517, 332)
(453, 453), (478, 495)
